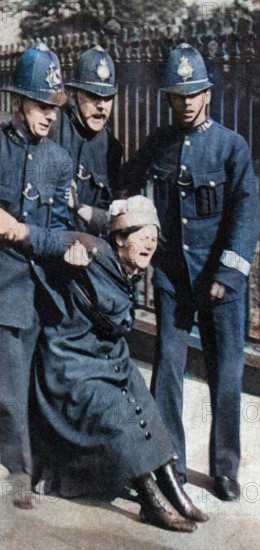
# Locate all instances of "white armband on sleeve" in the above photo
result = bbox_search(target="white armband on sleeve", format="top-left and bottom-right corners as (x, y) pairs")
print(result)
(220, 250), (251, 276)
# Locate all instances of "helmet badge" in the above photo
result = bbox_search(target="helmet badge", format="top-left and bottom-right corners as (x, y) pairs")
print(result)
(36, 42), (49, 52)
(96, 58), (110, 82)
(45, 62), (62, 89)
(177, 56), (194, 82)
(96, 45), (105, 52)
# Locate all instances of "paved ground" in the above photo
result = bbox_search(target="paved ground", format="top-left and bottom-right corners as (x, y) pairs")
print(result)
(1, 361), (259, 550)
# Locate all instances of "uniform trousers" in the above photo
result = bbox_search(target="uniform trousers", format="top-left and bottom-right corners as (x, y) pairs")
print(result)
(151, 287), (246, 479)
(0, 315), (40, 475)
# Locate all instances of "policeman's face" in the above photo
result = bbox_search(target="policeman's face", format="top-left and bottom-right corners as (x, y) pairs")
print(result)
(168, 90), (210, 128)
(116, 225), (158, 274)
(22, 99), (57, 137)
(76, 90), (113, 133)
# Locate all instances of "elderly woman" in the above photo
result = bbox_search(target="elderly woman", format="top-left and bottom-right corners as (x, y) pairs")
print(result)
(31, 196), (208, 532)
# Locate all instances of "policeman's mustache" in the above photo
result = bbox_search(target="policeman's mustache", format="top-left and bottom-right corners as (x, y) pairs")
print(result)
(88, 113), (108, 121)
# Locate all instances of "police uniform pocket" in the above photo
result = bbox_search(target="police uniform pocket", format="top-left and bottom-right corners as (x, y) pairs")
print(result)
(148, 163), (177, 218)
(37, 186), (55, 205)
(33, 186), (56, 228)
(193, 171), (225, 218)
(148, 164), (172, 183)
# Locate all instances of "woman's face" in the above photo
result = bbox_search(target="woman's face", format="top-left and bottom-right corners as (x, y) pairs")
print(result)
(116, 225), (158, 274)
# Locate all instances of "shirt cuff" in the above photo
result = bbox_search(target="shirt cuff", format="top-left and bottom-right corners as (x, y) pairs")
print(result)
(220, 250), (251, 276)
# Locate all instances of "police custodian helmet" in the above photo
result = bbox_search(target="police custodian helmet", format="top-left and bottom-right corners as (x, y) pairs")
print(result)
(161, 43), (213, 96)
(1, 42), (67, 106)
(65, 45), (117, 97)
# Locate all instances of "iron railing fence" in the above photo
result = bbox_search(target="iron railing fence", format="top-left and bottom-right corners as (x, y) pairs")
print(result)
(0, 17), (259, 339)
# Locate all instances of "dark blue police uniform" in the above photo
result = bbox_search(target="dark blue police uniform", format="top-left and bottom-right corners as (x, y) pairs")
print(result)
(0, 42), (75, 484)
(0, 121), (73, 476)
(50, 101), (122, 234)
(120, 43), (260, 489)
(50, 45), (122, 236)
(120, 115), (259, 481)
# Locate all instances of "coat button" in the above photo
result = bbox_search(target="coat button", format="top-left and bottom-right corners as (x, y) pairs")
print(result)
(209, 180), (216, 187)
(184, 139), (191, 146)
(99, 182), (104, 188)
(121, 388), (128, 395)
(181, 191), (186, 197)
(27, 153), (33, 160)
(182, 218), (188, 225)
(183, 244), (189, 251)
(181, 165), (187, 171)
(49, 198), (54, 204)
(145, 432), (151, 440)
(128, 397), (135, 404)
(23, 211), (28, 218)
(135, 407), (142, 415)
(139, 420), (147, 428)
(115, 366), (120, 373)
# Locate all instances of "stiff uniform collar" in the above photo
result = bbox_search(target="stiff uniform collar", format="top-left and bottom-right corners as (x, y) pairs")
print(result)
(5, 121), (42, 146)
(172, 117), (213, 135)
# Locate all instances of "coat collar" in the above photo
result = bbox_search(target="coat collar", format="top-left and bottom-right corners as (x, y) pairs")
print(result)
(3, 121), (42, 147)
(172, 117), (213, 136)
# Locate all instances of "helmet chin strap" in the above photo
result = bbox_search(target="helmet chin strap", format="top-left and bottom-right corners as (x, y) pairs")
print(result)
(74, 93), (104, 138)
(20, 99), (34, 138)
(75, 93), (87, 128)
(15, 97), (41, 143)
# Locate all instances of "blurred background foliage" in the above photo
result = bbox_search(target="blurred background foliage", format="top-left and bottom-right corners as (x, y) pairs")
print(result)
(11, 0), (257, 39)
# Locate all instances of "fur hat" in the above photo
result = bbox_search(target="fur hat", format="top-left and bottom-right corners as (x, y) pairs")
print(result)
(110, 195), (161, 233)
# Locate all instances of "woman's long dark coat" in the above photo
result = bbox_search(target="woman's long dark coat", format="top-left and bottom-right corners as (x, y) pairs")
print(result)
(32, 240), (174, 494)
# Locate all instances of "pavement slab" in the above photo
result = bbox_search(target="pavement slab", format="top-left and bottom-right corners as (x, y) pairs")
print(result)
(0, 361), (259, 550)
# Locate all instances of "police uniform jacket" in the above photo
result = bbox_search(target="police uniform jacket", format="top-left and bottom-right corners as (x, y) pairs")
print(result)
(121, 118), (259, 302)
(50, 101), (122, 234)
(0, 122), (73, 329)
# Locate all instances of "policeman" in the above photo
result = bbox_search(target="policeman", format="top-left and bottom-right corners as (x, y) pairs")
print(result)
(120, 43), (259, 501)
(50, 45), (122, 235)
(0, 43), (78, 509)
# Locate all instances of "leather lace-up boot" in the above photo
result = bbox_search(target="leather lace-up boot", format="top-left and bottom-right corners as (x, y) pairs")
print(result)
(133, 473), (197, 533)
(156, 461), (209, 522)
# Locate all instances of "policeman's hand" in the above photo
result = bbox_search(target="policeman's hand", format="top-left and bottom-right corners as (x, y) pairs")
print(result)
(64, 240), (93, 266)
(68, 180), (80, 210)
(109, 199), (127, 216)
(0, 208), (19, 239)
(210, 281), (226, 299)
(0, 208), (29, 241)
(77, 204), (93, 224)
